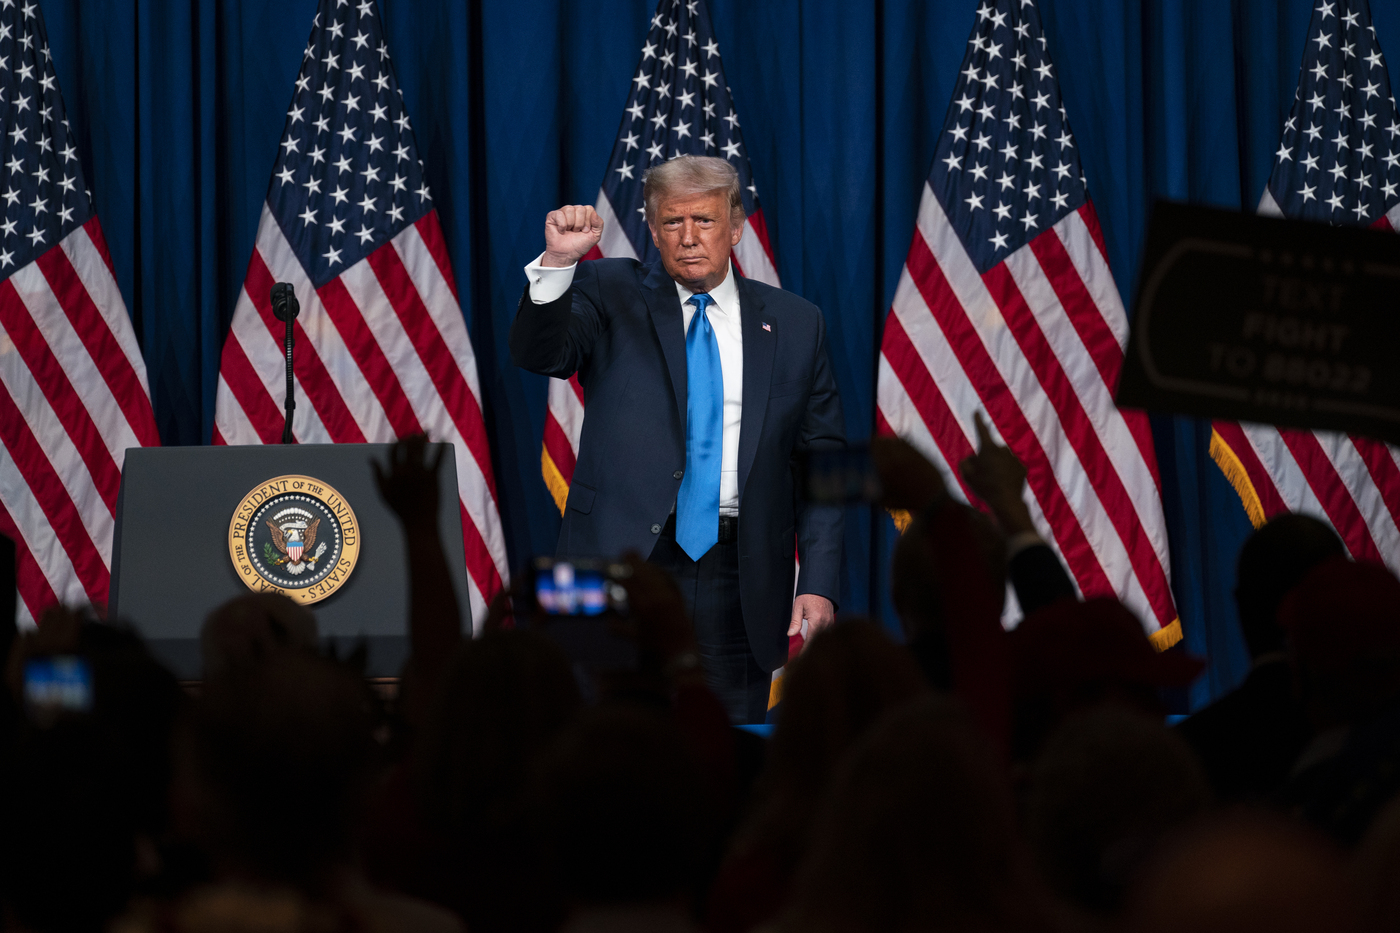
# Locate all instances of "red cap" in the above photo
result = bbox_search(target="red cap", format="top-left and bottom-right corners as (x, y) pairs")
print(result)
(1011, 597), (1203, 695)
(1278, 556), (1400, 679)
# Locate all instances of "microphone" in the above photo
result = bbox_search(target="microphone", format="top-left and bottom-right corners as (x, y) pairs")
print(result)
(271, 283), (299, 444)
(271, 282), (300, 322)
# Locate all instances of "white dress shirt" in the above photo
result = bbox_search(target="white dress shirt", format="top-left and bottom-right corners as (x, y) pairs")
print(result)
(525, 254), (744, 514)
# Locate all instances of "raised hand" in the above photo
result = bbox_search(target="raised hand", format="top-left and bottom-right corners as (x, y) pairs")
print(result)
(543, 204), (604, 268)
(958, 411), (1036, 535)
(372, 434), (460, 729)
(372, 434), (444, 527)
(871, 435), (948, 512)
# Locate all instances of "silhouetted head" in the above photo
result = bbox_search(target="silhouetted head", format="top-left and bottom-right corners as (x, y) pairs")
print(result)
(1235, 513), (1344, 659)
(419, 629), (581, 831)
(2, 620), (182, 933)
(738, 619), (929, 866)
(1128, 813), (1359, 933)
(712, 621), (929, 933)
(175, 652), (375, 892)
(1025, 706), (1212, 918)
(1010, 598), (1202, 761)
(201, 592), (318, 678)
(778, 697), (1047, 933)
(530, 706), (705, 909)
(1278, 556), (1400, 729)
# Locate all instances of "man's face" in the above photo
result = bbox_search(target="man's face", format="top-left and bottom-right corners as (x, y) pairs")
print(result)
(648, 189), (744, 292)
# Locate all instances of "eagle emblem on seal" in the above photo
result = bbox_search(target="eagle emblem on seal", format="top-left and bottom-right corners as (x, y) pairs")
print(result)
(263, 507), (326, 576)
(230, 474), (360, 605)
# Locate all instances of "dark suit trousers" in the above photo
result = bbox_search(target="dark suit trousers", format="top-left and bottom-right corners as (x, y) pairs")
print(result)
(649, 524), (771, 725)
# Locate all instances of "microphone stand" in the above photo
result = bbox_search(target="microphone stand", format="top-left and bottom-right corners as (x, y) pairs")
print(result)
(270, 283), (301, 444)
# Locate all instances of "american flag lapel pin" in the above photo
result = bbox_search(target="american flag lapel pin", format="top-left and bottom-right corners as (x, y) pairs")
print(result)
(762, 322), (772, 332)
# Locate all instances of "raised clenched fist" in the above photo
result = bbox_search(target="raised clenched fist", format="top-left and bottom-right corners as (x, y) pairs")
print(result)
(543, 204), (604, 267)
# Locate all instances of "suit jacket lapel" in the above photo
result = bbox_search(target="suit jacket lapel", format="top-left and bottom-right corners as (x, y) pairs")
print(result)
(643, 262), (687, 426)
(737, 276), (775, 504)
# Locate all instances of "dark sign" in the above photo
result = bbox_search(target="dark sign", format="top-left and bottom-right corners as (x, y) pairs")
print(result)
(1117, 201), (1400, 444)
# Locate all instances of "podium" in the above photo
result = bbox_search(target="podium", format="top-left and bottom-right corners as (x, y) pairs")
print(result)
(110, 444), (473, 680)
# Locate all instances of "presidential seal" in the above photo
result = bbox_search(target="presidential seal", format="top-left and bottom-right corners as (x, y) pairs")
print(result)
(228, 474), (361, 605)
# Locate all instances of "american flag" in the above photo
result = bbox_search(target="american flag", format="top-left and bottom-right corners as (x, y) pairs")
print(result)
(0, 2), (159, 628)
(540, 0), (780, 513)
(1211, 0), (1400, 572)
(213, 0), (508, 623)
(875, 0), (1180, 647)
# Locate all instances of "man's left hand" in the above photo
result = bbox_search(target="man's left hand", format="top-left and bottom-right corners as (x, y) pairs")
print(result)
(788, 593), (835, 645)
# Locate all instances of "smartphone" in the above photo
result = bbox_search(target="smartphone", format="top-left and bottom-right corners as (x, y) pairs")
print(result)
(527, 557), (638, 673)
(24, 655), (93, 725)
(531, 557), (629, 617)
(800, 444), (883, 504)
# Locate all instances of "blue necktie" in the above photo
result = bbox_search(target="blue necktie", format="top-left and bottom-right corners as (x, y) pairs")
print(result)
(676, 293), (722, 561)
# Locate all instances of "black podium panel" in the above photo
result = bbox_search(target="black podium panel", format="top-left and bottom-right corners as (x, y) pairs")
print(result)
(110, 444), (471, 679)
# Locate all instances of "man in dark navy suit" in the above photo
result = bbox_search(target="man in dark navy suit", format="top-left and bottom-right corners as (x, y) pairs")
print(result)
(510, 155), (844, 722)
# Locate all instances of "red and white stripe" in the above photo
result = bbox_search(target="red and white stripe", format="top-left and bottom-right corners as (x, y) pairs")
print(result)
(0, 218), (160, 628)
(541, 187), (781, 511)
(1208, 190), (1400, 576)
(214, 206), (508, 626)
(878, 183), (1180, 647)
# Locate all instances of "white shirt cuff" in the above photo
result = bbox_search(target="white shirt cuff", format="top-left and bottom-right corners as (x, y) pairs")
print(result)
(524, 252), (577, 304)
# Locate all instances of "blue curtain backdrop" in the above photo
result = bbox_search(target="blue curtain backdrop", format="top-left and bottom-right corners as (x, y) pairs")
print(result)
(34, 0), (1392, 709)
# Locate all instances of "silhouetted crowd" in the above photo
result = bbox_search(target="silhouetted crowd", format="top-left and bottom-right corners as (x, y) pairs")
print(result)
(3, 433), (1400, 933)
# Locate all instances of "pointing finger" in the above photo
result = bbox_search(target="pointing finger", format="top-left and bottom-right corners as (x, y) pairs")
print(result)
(972, 411), (994, 450)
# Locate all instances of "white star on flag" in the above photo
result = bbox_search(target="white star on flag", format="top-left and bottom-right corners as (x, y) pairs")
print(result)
(875, 0), (1180, 647)
(0, 2), (160, 627)
(212, 0), (509, 623)
(539, 0), (781, 519)
(1211, 0), (1400, 576)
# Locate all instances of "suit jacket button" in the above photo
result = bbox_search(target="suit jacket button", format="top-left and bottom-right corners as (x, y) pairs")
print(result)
(673, 470), (683, 480)
(651, 523), (662, 534)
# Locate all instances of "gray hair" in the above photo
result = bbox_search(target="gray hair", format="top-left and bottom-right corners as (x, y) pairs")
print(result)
(642, 154), (745, 225)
